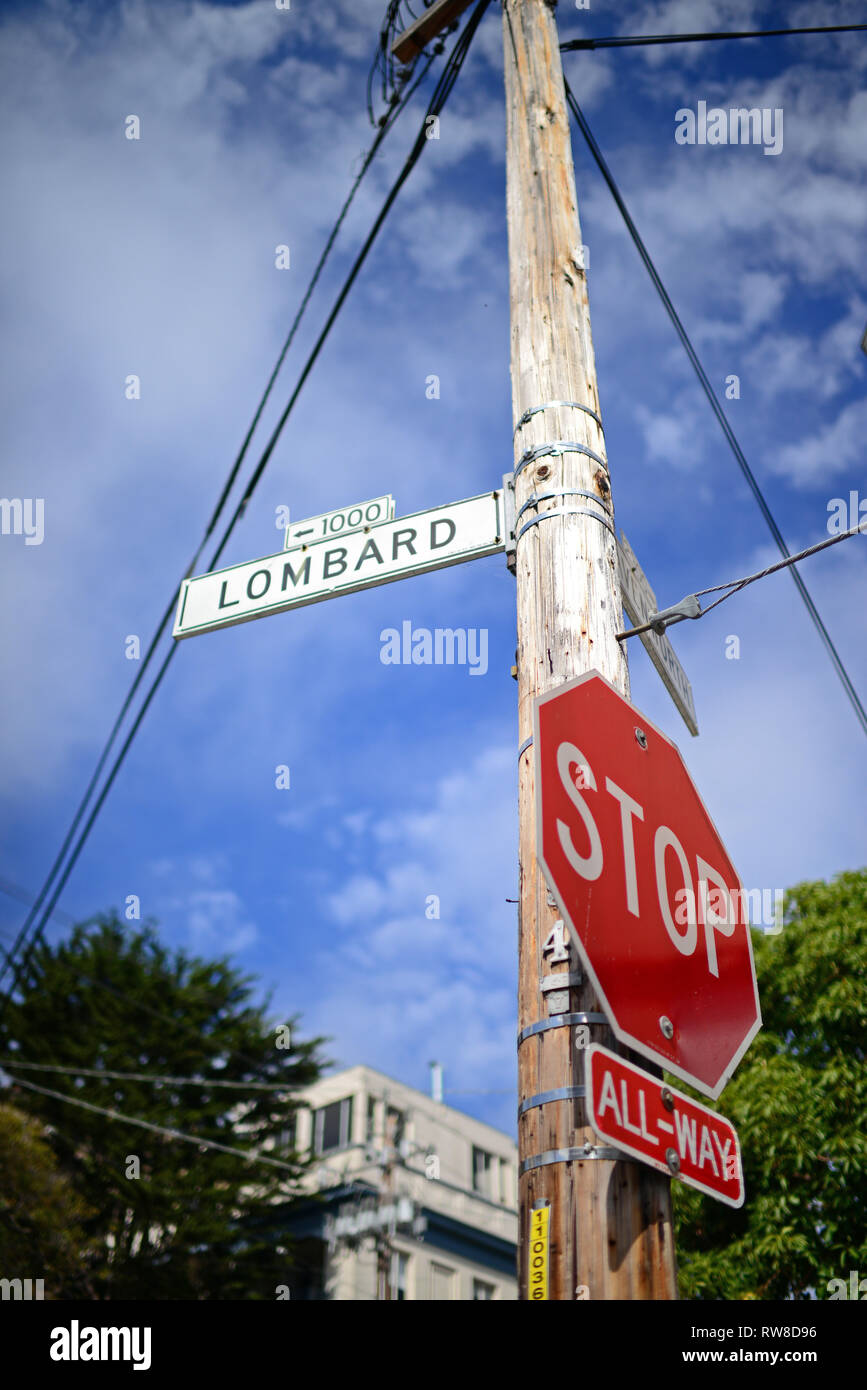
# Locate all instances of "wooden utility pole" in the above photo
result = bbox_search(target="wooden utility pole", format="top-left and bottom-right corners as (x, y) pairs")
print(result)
(503, 0), (676, 1299)
(392, 0), (678, 1298)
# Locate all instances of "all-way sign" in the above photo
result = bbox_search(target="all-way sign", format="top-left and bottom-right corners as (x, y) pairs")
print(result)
(174, 490), (506, 639)
(585, 1045), (744, 1207)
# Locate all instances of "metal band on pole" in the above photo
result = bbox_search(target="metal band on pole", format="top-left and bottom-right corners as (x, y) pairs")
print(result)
(519, 1085), (586, 1116)
(516, 507), (616, 543)
(517, 1012), (607, 1045)
(516, 488), (612, 523)
(514, 401), (603, 434)
(520, 1145), (633, 1174)
(514, 440), (608, 479)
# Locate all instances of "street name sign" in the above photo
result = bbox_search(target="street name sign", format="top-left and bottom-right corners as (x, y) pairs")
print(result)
(617, 531), (698, 737)
(585, 1045), (744, 1208)
(174, 490), (506, 639)
(534, 670), (761, 1098)
(330, 1196), (421, 1241)
(284, 495), (394, 548)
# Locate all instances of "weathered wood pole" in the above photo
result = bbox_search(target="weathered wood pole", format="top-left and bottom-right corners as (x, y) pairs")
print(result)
(504, 0), (678, 1300)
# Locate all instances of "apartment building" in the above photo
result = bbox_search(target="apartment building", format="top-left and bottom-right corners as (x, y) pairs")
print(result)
(281, 1064), (518, 1300)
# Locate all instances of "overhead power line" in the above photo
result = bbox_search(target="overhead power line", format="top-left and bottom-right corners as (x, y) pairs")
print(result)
(0, 875), (76, 926)
(0, 82), (419, 998)
(617, 519), (867, 640)
(2, 1072), (396, 1188)
(4, 1072), (302, 1173)
(561, 25), (867, 53)
(563, 81), (867, 740)
(0, 882), (309, 1080)
(0, 1), (490, 998)
(0, 1058), (300, 1092)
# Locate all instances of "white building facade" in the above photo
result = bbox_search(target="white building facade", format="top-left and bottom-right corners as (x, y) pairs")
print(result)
(282, 1065), (518, 1300)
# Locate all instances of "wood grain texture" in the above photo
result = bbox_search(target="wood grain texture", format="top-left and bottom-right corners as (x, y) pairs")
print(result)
(504, 0), (677, 1301)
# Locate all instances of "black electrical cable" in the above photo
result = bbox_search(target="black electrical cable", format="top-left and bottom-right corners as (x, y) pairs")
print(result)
(0, 70), (437, 997)
(0, 0), (491, 1002)
(563, 81), (867, 739)
(561, 24), (867, 53)
(617, 520), (867, 639)
(0, 884), (311, 1079)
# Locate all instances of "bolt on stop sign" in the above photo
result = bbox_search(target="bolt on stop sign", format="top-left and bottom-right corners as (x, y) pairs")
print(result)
(534, 671), (761, 1098)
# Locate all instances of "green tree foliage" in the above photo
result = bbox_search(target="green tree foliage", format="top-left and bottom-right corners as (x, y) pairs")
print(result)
(0, 1101), (94, 1296)
(674, 869), (867, 1299)
(0, 913), (327, 1299)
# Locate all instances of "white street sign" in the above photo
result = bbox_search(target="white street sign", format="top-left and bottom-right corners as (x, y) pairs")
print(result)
(285, 494), (394, 549)
(331, 1196), (418, 1240)
(174, 490), (506, 639)
(617, 531), (699, 737)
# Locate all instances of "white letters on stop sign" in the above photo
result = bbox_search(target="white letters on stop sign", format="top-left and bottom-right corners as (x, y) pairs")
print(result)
(556, 742), (735, 978)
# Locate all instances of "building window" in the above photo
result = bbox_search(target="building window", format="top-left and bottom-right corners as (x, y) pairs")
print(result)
(312, 1096), (353, 1154)
(386, 1105), (405, 1148)
(430, 1262), (456, 1301)
(366, 1095), (378, 1143)
(473, 1278), (496, 1300)
(391, 1252), (409, 1301)
(472, 1146), (497, 1199)
(279, 1115), (297, 1154)
(499, 1162), (512, 1206)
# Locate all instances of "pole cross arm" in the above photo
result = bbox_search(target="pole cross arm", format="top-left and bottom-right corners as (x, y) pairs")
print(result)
(391, 0), (477, 62)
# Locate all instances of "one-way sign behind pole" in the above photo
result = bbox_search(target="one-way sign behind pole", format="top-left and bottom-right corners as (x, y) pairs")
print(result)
(618, 531), (699, 737)
(174, 490), (505, 639)
(585, 1045), (744, 1207)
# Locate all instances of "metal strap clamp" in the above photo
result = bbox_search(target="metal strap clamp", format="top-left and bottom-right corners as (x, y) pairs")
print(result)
(516, 506), (616, 543)
(519, 1085), (586, 1116)
(518, 1012), (607, 1045)
(514, 441), (608, 480)
(516, 488), (612, 523)
(520, 1145), (634, 1175)
(514, 401), (603, 434)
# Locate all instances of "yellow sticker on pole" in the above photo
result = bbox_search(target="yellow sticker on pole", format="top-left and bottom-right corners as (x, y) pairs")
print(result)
(529, 1204), (550, 1301)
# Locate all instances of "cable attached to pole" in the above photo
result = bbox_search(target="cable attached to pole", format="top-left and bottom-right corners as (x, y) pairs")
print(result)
(563, 80), (867, 739)
(616, 519), (867, 640)
(0, 0), (492, 1002)
(561, 25), (867, 53)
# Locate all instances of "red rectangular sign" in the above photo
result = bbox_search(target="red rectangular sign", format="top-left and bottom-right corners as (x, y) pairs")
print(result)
(585, 1044), (744, 1208)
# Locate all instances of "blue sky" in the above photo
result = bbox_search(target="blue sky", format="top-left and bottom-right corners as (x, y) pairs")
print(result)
(1, 0), (865, 1136)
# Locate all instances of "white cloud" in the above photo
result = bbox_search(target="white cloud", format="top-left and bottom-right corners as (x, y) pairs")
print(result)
(775, 397), (867, 488)
(297, 742), (517, 1095)
(743, 299), (867, 404)
(186, 889), (258, 953)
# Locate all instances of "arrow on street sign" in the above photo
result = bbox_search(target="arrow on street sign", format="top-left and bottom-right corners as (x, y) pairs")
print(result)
(173, 490), (506, 639)
(285, 495), (394, 549)
(585, 1045), (744, 1208)
(618, 531), (698, 737)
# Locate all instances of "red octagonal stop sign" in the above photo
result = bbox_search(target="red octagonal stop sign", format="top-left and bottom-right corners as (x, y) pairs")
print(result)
(534, 670), (761, 1098)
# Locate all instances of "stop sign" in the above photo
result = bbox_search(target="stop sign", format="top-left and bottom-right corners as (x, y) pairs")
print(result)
(534, 670), (761, 1098)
